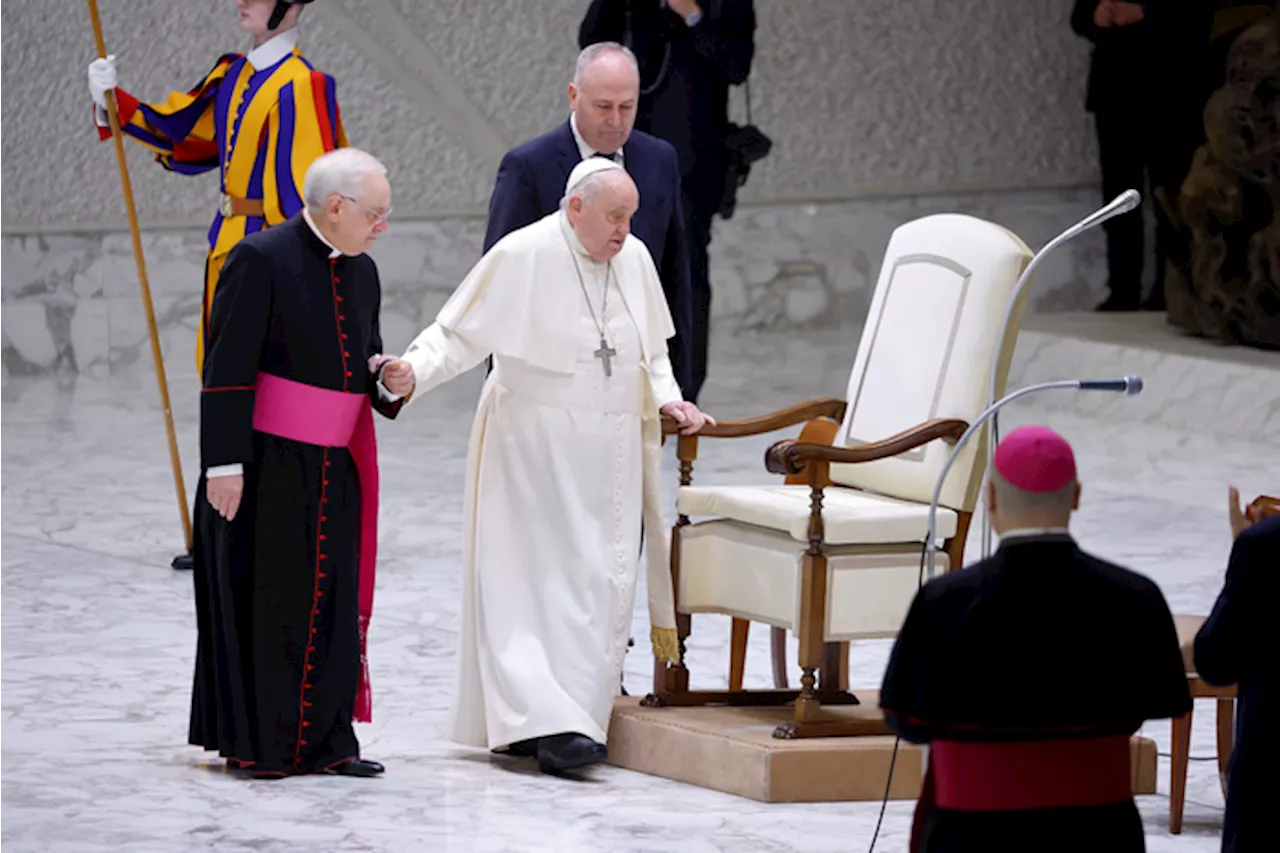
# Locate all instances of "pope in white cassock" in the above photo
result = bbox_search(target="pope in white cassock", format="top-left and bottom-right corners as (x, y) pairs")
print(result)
(385, 158), (714, 774)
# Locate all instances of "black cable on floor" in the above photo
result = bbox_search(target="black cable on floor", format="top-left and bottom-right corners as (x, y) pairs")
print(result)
(867, 735), (900, 853)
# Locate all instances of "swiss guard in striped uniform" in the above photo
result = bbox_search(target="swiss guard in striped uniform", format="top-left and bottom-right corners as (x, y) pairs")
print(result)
(85, 0), (344, 374)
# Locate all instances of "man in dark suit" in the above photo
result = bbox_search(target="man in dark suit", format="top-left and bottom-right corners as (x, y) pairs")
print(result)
(1071, 0), (1215, 312)
(483, 42), (693, 394)
(1195, 488), (1280, 853)
(579, 0), (756, 402)
(881, 425), (1191, 853)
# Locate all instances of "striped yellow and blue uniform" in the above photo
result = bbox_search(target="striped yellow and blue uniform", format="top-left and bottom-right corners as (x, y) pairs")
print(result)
(99, 47), (348, 372)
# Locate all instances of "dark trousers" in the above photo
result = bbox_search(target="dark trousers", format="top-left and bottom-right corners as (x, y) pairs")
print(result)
(1095, 105), (1151, 306)
(682, 189), (714, 404)
(1094, 96), (1203, 308)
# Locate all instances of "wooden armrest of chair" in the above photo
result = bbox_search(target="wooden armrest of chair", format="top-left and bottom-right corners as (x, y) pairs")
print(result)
(764, 418), (968, 477)
(662, 398), (847, 439)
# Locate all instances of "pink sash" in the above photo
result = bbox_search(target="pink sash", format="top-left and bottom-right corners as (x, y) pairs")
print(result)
(252, 372), (379, 723)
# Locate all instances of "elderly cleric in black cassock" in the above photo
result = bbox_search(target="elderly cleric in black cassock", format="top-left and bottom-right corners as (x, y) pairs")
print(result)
(880, 426), (1190, 853)
(188, 194), (404, 778)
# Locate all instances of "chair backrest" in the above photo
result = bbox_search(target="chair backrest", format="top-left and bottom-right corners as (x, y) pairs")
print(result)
(830, 214), (1033, 511)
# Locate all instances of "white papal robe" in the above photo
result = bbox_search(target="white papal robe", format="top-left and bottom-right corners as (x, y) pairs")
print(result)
(401, 211), (683, 749)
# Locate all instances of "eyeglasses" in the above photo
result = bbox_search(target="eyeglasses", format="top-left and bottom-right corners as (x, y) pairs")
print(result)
(340, 195), (392, 225)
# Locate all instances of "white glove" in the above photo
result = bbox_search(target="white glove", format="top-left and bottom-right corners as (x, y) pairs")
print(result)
(87, 55), (117, 108)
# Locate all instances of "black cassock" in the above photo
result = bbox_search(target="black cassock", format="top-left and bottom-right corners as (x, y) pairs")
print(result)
(188, 214), (403, 776)
(881, 534), (1191, 853)
(1195, 514), (1280, 853)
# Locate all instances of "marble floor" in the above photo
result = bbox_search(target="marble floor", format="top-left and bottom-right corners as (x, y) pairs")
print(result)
(4, 325), (1274, 852)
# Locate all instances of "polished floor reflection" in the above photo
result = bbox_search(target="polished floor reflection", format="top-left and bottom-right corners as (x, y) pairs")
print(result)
(4, 325), (1265, 852)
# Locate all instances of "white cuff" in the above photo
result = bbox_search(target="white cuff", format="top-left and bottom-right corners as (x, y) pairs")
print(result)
(94, 104), (109, 127)
(207, 464), (243, 478)
(376, 379), (402, 403)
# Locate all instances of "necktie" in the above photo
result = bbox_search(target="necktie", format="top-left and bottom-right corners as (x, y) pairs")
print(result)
(592, 151), (617, 161)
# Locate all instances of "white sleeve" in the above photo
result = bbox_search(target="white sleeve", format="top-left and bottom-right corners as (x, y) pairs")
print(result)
(206, 463), (244, 478)
(648, 353), (685, 409)
(401, 323), (491, 406)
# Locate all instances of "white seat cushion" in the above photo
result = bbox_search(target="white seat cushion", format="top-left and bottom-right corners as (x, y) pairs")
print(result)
(678, 520), (952, 639)
(676, 484), (958, 545)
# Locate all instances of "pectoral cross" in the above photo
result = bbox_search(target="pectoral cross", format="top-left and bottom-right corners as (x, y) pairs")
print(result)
(594, 337), (617, 377)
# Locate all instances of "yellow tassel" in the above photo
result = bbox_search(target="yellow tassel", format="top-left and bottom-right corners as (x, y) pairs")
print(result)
(651, 626), (680, 664)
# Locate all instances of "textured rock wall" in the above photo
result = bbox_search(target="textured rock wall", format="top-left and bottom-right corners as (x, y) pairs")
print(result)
(1, 0), (1112, 378)
(1, 188), (1110, 378)
(2, 0), (1097, 228)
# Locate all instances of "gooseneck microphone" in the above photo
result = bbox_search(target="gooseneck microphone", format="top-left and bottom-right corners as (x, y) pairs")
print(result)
(1078, 376), (1143, 394)
(924, 375), (1144, 578)
(1075, 188), (1142, 232)
(979, 189), (1144, 560)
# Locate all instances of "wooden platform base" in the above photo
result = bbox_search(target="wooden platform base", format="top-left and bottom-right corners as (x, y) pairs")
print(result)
(607, 694), (1160, 803)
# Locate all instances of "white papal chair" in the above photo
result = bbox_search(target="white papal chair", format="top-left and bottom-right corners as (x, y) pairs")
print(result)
(645, 213), (1034, 738)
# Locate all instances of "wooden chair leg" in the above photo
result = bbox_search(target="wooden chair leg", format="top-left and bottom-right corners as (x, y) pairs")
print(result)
(838, 641), (850, 691)
(1216, 697), (1235, 797)
(793, 545), (828, 724)
(1170, 709), (1192, 834)
(819, 642), (843, 691)
(776, 418), (836, 697)
(770, 627), (788, 688)
(729, 618), (749, 691)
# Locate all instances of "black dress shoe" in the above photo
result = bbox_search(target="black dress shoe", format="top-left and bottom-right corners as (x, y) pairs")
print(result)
(327, 758), (385, 777)
(537, 733), (607, 774)
(503, 738), (540, 758)
(172, 552), (194, 571)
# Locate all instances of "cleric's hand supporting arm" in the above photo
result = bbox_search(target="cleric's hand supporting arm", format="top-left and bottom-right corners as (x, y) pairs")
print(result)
(199, 242), (273, 478)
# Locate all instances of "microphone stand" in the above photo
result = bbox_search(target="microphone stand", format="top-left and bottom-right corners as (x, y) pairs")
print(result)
(924, 376), (1142, 578)
(979, 189), (1142, 561)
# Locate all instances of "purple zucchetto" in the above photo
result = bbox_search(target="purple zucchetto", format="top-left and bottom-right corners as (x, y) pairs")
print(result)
(993, 426), (1077, 493)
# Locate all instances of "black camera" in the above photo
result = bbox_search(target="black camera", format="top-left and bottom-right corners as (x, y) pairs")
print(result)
(718, 121), (772, 220)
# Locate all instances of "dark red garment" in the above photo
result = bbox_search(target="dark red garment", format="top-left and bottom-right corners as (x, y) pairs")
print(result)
(931, 735), (1131, 811)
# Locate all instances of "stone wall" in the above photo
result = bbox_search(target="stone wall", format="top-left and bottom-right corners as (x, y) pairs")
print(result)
(2, 188), (1108, 378)
(1, 0), (1112, 377)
